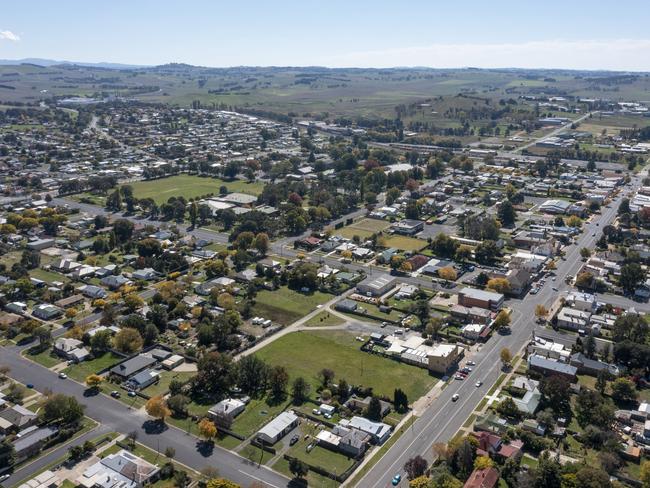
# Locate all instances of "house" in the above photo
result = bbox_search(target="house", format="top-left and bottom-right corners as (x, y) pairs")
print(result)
(342, 416), (392, 444)
(161, 354), (184, 370)
(132, 268), (157, 281)
(208, 398), (246, 427)
(53, 337), (90, 362)
(195, 276), (236, 295)
(124, 369), (159, 391)
(356, 274), (396, 297)
(458, 288), (504, 311)
(26, 238), (55, 250)
(78, 284), (108, 299)
(12, 426), (59, 463)
(52, 259), (82, 273)
(77, 449), (159, 488)
(335, 299), (358, 313)
(566, 292), (597, 313)
(110, 355), (157, 380)
(569, 353), (620, 377)
(505, 268), (531, 296)
(511, 378), (542, 415)
(464, 467), (500, 488)
(450, 305), (492, 325)
(527, 354), (577, 381)
(235, 269), (257, 283)
(54, 294), (85, 309)
(32, 304), (63, 320)
(461, 323), (489, 341)
(296, 236), (322, 250)
(345, 396), (391, 418)
(539, 199), (571, 214)
(256, 411), (299, 445)
(0, 405), (38, 432)
(316, 425), (370, 457)
(101, 275), (132, 290)
(0, 312), (23, 328)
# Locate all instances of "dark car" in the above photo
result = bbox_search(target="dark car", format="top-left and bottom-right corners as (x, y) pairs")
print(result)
(289, 434), (299, 446)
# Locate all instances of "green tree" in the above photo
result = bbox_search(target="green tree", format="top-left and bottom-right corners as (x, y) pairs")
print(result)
(620, 263), (645, 292)
(610, 378), (638, 403)
(365, 396), (383, 421)
(498, 200), (516, 226)
(291, 376), (310, 404)
(40, 394), (85, 425)
(289, 458), (308, 479)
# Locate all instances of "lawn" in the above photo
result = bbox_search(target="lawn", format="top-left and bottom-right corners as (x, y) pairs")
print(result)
(273, 457), (339, 488)
(384, 235), (428, 252)
(286, 436), (356, 474)
(143, 370), (195, 398)
(23, 346), (62, 368)
(30, 268), (69, 284)
(335, 218), (390, 240)
(63, 352), (123, 382)
(255, 330), (437, 400)
(252, 287), (332, 326)
(231, 396), (291, 437)
(303, 311), (345, 327)
(125, 175), (264, 205)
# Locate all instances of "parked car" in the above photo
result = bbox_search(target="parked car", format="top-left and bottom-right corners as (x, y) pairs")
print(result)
(466, 361), (476, 366)
(127, 391), (136, 397)
(58, 372), (67, 379)
(110, 390), (121, 398)
(289, 434), (299, 446)
(26, 383), (34, 389)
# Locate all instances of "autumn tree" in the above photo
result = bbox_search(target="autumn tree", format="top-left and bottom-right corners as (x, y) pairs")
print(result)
(113, 328), (143, 353)
(486, 278), (510, 294)
(85, 374), (103, 390)
(535, 304), (548, 321)
(145, 395), (171, 423)
(494, 310), (511, 330)
(198, 418), (217, 443)
(438, 267), (458, 282)
(500, 347), (512, 368)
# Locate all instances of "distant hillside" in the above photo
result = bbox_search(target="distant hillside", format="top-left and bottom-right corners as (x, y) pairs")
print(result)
(0, 58), (147, 69)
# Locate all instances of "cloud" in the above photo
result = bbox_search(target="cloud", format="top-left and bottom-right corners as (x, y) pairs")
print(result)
(0, 30), (20, 42)
(325, 39), (650, 71)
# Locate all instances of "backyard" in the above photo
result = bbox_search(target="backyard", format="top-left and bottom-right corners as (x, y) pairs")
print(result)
(255, 330), (437, 400)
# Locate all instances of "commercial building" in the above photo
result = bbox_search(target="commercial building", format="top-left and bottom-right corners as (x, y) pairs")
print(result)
(256, 411), (298, 445)
(458, 287), (504, 311)
(356, 274), (396, 297)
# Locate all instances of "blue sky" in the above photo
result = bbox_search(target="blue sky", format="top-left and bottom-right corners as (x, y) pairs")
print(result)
(1, 0), (650, 70)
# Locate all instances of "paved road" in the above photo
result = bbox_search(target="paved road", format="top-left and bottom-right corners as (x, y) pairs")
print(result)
(0, 344), (291, 488)
(354, 171), (645, 488)
(514, 112), (593, 153)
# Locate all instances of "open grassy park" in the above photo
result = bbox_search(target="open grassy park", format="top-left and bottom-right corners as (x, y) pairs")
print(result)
(124, 175), (264, 204)
(255, 330), (437, 400)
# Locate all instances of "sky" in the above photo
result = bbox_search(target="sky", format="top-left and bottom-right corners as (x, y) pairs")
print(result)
(1, 0), (650, 71)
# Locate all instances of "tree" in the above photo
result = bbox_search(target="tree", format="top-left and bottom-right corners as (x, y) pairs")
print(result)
(580, 247), (592, 259)
(268, 365), (289, 401)
(620, 263), (645, 292)
(123, 293), (144, 313)
(498, 200), (516, 226)
(409, 476), (431, 488)
(193, 352), (236, 398)
(0, 439), (16, 468)
(90, 329), (113, 352)
(494, 310), (511, 330)
(40, 394), (85, 425)
(575, 271), (595, 289)
(318, 368), (335, 388)
(404, 455), (428, 480)
(612, 313), (648, 343)
(438, 267), (458, 282)
(474, 455), (494, 470)
(145, 395), (171, 423)
(500, 347), (512, 367)
(535, 304), (548, 321)
(113, 328), (143, 353)
(189, 202), (199, 228)
(532, 452), (561, 488)
(575, 389), (615, 428)
(252, 233), (270, 256)
(366, 396), (383, 421)
(198, 418), (217, 442)
(85, 374), (103, 390)
(112, 219), (134, 244)
(237, 355), (269, 395)
(291, 377), (310, 404)
(394, 388), (409, 413)
(540, 375), (572, 415)
(289, 458), (308, 479)
(486, 278), (510, 294)
(451, 438), (476, 480)
(575, 466), (611, 488)
(610, 377), (638, 403)
(496, 397), (520, 419)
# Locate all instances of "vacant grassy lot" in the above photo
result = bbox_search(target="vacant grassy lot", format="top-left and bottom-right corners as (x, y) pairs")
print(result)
(30, 268), (69, 284)
(125, 175), (264, 204)
(384, 235), (428, 252)
(63, 352), (123, 382)
(252, 287), (332, 326)
(285, 436), (356, 474)
(255, 330), (437, 400)
(335, 218), (390, 240)
(303, 311), (345, 327)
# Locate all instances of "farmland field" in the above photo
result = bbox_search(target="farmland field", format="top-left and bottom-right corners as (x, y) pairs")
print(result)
(255, 330), (437, 400)
(124, 175), (265, 204)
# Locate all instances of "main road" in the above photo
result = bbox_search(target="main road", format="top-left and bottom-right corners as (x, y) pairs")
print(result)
(354, 170), (646, 488)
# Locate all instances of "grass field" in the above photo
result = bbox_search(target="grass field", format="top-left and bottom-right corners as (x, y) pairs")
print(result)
(230, 396), (291, 437)
(334, 218), (390, 240)
(303, 311), (345, 327)
(142, 370), (195, 398)
(252, 287), (332, 326)
(255, 330), (437, 400)
(30, 268), (69, 284)
(273, 457), (339, 488)
(384, 235), (429, 252)
(125, 175), (264, 204)
(285, 436), (356, 474)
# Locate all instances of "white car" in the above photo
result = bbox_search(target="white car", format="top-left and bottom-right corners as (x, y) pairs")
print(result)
(58, 372), (67, 379)
(475, 381), (483, 387)
(452, 393), (460, 402)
